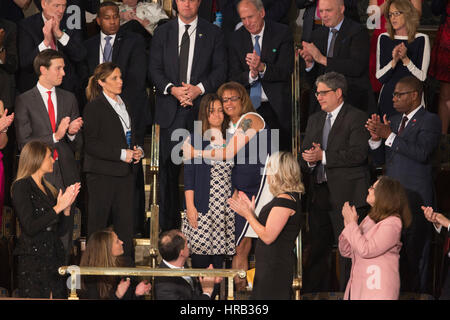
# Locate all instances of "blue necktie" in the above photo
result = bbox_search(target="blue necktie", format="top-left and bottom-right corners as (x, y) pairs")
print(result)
(317, 113), (332, 183)
(103, 36), (112, 62)
(250, 35), (262, 109)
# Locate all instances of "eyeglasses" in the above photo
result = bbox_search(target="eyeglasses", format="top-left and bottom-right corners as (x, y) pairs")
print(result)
(315, 89), (335, 97)
(388, 11), (403, 18)
(392, 91), (415, 98)
(221, 96), (241, 103)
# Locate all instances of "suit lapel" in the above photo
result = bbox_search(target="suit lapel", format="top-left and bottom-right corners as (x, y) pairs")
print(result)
(168, 20), (179, 85)
(402, 107), (425, 136)
(261, 21), (271, 61)
(332, 18), (351, 58)
(327, 104), (347, 147)
(191, 20), (202, 80)
(90, 34), (101, 68)
(55, 88), (63, 124)
(112, 31), (123, 62)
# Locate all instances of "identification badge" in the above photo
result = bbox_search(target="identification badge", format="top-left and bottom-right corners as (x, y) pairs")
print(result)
(126, 130), (132, 148)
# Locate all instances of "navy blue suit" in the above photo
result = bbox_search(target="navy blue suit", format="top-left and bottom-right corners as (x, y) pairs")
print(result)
(371, 106), (442, 293)
(149, 17), (226, 231)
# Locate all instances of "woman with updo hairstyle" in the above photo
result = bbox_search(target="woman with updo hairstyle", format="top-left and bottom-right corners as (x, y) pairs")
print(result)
(83, 62), (144, 264)
(12, 140), (80, 298)
(79, 228), (151, 299)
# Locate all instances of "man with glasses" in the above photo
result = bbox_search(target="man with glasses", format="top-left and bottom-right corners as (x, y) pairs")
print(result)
(301, 71), (371, 293)
(366, 75), (441, 293)
(299, 0), (375, 116)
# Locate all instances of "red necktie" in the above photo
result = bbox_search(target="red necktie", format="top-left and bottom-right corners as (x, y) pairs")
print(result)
(47, 91), (58, 160)
(49, 36), (57, 50)
(398, 116), (408, 135)
(444, 236), (450, 257)
(316, 0), (321, 19)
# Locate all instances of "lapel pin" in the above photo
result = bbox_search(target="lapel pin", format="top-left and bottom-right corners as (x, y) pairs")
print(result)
(199, 34), (203, 38)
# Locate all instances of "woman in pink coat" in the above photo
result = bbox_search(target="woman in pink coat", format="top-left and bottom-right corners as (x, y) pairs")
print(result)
(339, 176), (412, 300)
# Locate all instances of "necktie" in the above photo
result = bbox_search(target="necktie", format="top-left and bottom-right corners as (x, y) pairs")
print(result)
(327, 28), (338, 58)
(47, 91), (58, 160)
(179, 24), (191, 84)
(103, 36), (112, 62)
(49, 35), (57, 50)
(398, 116), (408, 135)
(250, 35), (262, 109)
(316, 113), (332, 183)
(316, 0), (321, 19)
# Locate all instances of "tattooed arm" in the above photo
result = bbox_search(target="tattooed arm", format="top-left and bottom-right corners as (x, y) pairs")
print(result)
(185, 114), (264, 161)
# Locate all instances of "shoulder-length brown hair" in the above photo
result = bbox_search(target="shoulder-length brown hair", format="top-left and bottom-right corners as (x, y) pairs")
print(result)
(13, 140), (57, 198)
(369, 176), (412, 227)
(197, 93), (227, 138)
(80, 228), (122, 299)
(217, 81), (255, 116)
(86, 62), (120, 101)
(384, 0), (420, 43)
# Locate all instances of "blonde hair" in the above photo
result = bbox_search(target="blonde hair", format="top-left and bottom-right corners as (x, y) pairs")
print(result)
(385, 0), (420, 43)
(13, 140), (57, 197)
(267, 151), (304, 196)
(217, 81), (255, 115)
(86, 62), (119, 102)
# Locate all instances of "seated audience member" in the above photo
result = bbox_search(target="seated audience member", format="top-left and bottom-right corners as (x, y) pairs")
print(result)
(83, 62), (144, 264)
(299, 0), (376, 115)
(375, 0), (430, 119)
(228, 151), (304, 300)
(154, 229), (221, 300)
(422, 207), (450, 300)
(79, 228), (151, 300)
(339, 176), (412, 300)
(183, 94), (235, 270)
(17, 0), (86, 96)
(228, 0), (294, 151)
(12, 140), (80, 298)
(119, 0), (168, 36)
(0, 100), (14, 230)
(366, 75), (441, 293)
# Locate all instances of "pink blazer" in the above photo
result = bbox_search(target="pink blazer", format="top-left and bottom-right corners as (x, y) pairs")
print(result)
(339, 215), (402, 300)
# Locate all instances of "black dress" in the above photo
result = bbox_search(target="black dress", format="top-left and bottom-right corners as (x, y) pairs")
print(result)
(251, 192), (301, 300)
(12, 177), (68, 298)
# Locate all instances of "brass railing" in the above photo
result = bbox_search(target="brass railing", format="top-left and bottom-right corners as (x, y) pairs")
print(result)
(59, 266), (246, 300)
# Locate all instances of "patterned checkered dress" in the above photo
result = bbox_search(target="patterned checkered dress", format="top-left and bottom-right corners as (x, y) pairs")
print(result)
(183, 146), (235, 256)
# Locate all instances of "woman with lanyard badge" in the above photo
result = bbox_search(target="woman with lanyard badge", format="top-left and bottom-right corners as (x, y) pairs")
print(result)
(83, 62), (144, 265)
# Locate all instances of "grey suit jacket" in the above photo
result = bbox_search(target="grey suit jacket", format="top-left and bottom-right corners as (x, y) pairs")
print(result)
(14, 86), (81, 186)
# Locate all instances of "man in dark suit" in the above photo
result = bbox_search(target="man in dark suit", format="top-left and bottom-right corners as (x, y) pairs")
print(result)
(15, 49), (83, 261)
(367, 76), (442, 293)
(299, 0), (375, 115)
(149, 0), (226, 231)
(228, 0), (293, 151)
(0, 18), (18, 112)
(81, 1), (149, 236)
(301, 71), (370, 293)
(154, 229), (218, 300)
(17, 0), (86, 97)
(295, 0), (360, 42)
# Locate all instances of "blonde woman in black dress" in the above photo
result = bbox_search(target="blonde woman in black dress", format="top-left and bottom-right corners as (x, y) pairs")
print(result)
(228, 151), (304, 299)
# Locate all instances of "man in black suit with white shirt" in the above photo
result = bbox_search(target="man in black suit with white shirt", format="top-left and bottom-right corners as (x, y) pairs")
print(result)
(149, 0), (226, 231)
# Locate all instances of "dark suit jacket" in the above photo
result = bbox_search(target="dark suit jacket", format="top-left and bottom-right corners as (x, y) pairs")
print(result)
(149, 17), (227, 129)
(15, 86), (81, 186)
(154, 260), (211, 300)
(371, 107), (441, 206)
(228, 19), (293, 130)
(0, 18), (18, 111)
(301, 103), (370, 209)
(306, 17), (374, 113)
(81, 29), (150, 145)
(82, 93), (136, 177)
(17, 13), (86, 94)
(295, 0), (360, 42)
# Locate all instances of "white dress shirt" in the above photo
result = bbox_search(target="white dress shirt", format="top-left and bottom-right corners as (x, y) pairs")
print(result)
(38, 14), (70, 52)
(164, 17), (205, 95)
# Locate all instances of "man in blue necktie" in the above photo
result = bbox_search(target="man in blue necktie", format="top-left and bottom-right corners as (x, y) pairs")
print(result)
(228, 0), (294, 151)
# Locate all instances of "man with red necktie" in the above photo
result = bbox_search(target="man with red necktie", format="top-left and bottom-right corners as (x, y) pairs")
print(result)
(14, 49), (83, 263)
